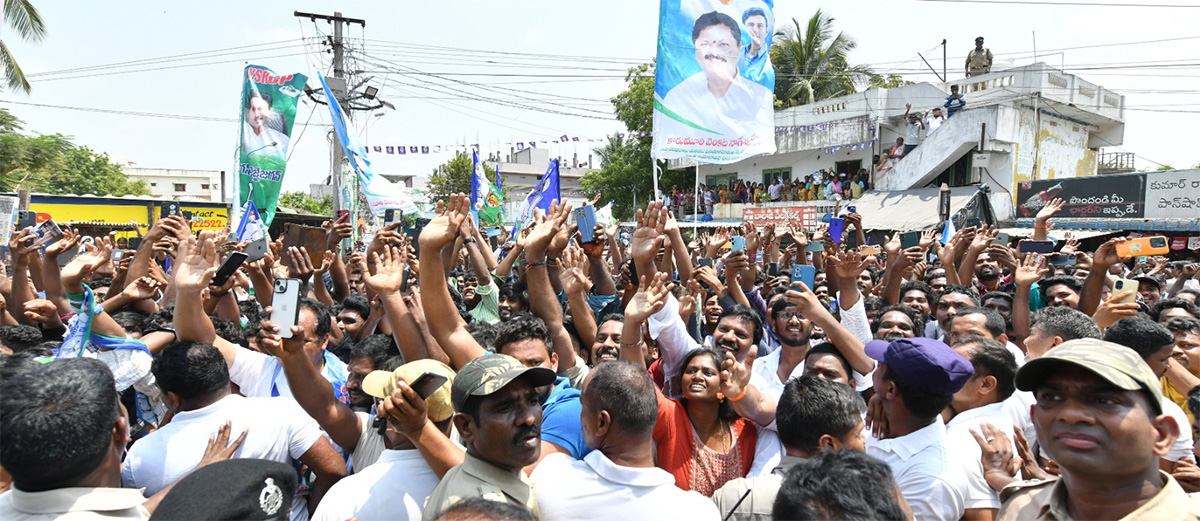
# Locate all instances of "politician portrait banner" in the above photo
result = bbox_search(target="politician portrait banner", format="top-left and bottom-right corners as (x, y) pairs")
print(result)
(652, 0), (776, 164)
(236, 65), (307, 225)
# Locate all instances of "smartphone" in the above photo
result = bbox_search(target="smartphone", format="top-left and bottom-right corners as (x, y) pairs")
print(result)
(284, 223), (328, 267)
(1018, 240), (1056, 254)
(211, 251), (249, 287)
(16, 210), (36, 231)
(779, 232), (795, 247)
(1047, 253), (1076, 267)
(399, 265), (411, 294)
(698, 257), (714, 269)
(965, 217), (982, 229)
(181, 210), (193, 225)
(405, 217), (431, 258)
(160, 202), (181, 220)
(791, 264), (816, 289)
(1115, 236), (1169, 258)
(336, 209), (351, 224)
(992, 233), (1010, 246)
(900, 231), (921, 250)
(846, 205), (857, 214)
(828, 218), (845, 245)
(30, 219), (63, 249)
(730, 236), (745, 252)
(244, 237), (269, 262)
(409, 372), (450, 400)
(384, 209), (401, 226)
(575, 206), (597, 243)
(1113, 278), (1139, 304)
(767, 262), (780, 277)
(111, 249), (125, 262)
(269, 278), (303, 339)
(859, 245), (882, 256)
(805, 242), (825, 253)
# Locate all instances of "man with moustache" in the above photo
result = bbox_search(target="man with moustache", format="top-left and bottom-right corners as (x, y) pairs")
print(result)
(422, 354), (556, 520)
(660, 11), (773, 136)
(874, 305), (925, 342)
(973, 251), (1007, 295)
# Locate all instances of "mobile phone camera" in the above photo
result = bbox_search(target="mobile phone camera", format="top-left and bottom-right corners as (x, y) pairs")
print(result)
(1150, 237), (1167, 248)
(275, 279), (287, 292)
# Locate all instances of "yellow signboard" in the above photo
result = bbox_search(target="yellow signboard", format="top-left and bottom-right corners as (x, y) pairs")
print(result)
(30, 198), (230, 234)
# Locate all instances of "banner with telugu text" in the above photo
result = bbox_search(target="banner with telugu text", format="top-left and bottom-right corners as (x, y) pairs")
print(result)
(236, 65), (307, 225)
(652, 0), (776, 164)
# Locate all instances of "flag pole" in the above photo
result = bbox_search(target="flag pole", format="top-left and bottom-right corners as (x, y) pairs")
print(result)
(693, 162), (700, 233)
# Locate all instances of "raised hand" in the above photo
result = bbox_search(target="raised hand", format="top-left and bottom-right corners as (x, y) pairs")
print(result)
(8, 228), (35, 258)
(45, 229), (80, 259)
(783, 280), (825, 317)
(625, 272), (675, 323)
(706, 226), (730, 257)
(22, 299), (60, 325)
(719, 347), (757, 402)
(1014, 254), (1049, 288)
(419, 194), (470, 252)
(1093, 289), (1139, 329)
(314, 250), (336, 275)
(742, 222), (761, 253)
(197, 421), (249, 468)
(828, 249), (870, 282)
(122, 276), (165, 301)
(284, 247), (315, 284)
(61, 240), (113, 288)
(919, 229), (937, 251)
(174, 233), (218, 295)
(364, 245), (407, 295)
(559, 244), (592, 295)
(1092, 237), (1129, 270)
(986, 244), (1019, 272)
(679, 278), (703, 320)
(630, 201), (666, 268)
(1036, 198), (1065, 221)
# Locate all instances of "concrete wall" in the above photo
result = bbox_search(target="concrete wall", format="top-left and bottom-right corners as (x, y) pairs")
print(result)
(123, 167), (222, 201)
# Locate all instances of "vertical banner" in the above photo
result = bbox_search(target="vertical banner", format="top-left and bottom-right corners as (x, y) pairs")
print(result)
(652, 0), (776, 164)
(236, 65), (307, 225)
(471, 150), (506, 227)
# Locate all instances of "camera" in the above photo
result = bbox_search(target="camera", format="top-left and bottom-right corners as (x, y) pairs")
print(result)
(275, 279), (288, 292)
(1150, 237), (1167, 248)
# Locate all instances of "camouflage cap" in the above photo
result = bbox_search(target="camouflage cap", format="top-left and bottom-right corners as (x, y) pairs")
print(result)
(1015, 338), (1164, 415)
(451, 354), (557, 411)
(361, 359), (457, 422)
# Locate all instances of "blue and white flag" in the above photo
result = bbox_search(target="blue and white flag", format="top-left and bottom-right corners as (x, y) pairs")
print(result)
(318, 74), (418, 216)
(513, 159), (561, 232)
(940, 216), (957, 245)
(235, 199), (266, 242)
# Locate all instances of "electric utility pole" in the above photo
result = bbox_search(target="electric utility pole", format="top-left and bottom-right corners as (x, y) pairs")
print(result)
(294, 11), (366, 214)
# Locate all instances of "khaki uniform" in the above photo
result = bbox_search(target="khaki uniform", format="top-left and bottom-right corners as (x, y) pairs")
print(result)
(997, 472), (1200, 520)
(966, 47), (993, 76)
(422, 452), (540, 521)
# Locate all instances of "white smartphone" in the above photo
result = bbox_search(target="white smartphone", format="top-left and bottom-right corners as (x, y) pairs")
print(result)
(270, 278), (303, 339)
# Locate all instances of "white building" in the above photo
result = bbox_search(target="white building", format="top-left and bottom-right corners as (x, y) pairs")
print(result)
(490, 147), (593, 216)
(122, 167), (224, 202)
(667, 62), (1125, 227)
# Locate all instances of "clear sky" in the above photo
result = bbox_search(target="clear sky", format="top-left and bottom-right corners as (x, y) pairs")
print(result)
(4, 0), (1198, 197)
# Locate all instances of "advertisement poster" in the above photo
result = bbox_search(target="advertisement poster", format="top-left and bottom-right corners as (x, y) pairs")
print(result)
(652, 0), (776, 164)
(1015, 175), (1144, 219)
(237, 65), (307, 225)
(743, 205), (818, 230)
(1144, 170), (1200, 219)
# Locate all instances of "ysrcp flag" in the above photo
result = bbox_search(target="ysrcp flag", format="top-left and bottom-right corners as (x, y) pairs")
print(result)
(513, 159), (560, 232)
(236, 65), (307, 225)
(652, 0), (776, 164)
(471, 150), (506, 227)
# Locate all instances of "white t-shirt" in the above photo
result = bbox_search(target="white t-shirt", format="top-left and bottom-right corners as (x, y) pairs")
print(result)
(1163, 398), (1194, 462)
(228, 347), (345, 400)
(311, 449), (442, 521)
(350, 412), (386, 474)
(121, 394), (322, 521)
(866, 417), (967, 521)
(531, 451), (721, 521)
(926, 114), (945, 136)
(945, 402), (1016, 511)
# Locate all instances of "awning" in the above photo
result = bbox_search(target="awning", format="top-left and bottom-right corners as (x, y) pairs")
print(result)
(855, 186), (984, 232)
(1013, 218), (1200, 233)
(997, 227), (1117, 240)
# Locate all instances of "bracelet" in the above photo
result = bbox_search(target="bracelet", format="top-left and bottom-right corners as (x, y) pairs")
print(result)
(464, 237), (477, 244)
(525, 258), (547, 267)
(726, 386), (749, 402)
(209, 289), (229, 298)
(619, 340), (645, 350)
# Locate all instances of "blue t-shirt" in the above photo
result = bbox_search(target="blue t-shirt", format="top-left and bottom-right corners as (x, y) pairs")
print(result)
(540, 377), (591, 459)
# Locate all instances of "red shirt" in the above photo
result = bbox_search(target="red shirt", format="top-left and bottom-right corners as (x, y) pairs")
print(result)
(652, 388), (757, 494)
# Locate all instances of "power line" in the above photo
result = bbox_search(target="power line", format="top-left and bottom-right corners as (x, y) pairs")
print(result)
(0, 99), (239, 122)
(31, 52), (312, 83)
(27, 40), (313, 78)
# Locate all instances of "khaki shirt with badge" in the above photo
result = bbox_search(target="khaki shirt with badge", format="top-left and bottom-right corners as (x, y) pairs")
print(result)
(997, 471), (1200, 520)
(422, 452), (539, 521)
(966, 48), (993, 74)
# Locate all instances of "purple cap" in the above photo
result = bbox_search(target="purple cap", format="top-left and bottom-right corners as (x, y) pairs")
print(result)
(864, 338), (974, 395)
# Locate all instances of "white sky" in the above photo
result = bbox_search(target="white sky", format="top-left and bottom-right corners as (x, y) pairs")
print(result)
(4, 0), (1198, 197)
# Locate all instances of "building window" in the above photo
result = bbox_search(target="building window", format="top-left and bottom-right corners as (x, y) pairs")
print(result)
(174, 183), (186, 192)
(150, 183), (157, 187)
(200, 184), (210, 190)
(762, 167), (792, 185)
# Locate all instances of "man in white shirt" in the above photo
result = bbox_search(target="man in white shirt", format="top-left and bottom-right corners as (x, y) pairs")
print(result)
(532, 361), (720, 520)
(312, 360), (459, 521)
(241, 90), (290, 161)
(944, 335), (1020, 519)
(121, 342), (346, 521)
(926, 107), (946, 137)
(658, 11), (773, 148)
(865, 337), (974, 521)
(768, 178), (783, 201)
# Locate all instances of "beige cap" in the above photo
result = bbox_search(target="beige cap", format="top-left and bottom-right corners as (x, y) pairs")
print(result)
(361, 359), (457, 422)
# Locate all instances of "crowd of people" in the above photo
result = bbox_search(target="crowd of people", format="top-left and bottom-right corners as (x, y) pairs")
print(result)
(2, 192), (1200, 520)
(670, 171), (870, 218)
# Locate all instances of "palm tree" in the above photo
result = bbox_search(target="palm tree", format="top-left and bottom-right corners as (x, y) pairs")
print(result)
(1, 0), (47, 94)
(770, 10), (871, 108)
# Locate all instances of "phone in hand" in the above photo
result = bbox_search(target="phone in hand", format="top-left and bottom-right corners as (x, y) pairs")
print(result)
(828, 218), (845, 245)
(384, 209), (401, 227)
(859, 245), (882, 256)
(900, 231), (921, 250)
(1018, 240), (1056, 254)
(1047, 253), (1077, 267)
(211, 251), (249, 287)
(575, 206), (597, 243)
(16, 211), (36, 231)
(965, 217), (982, 229)
(698, 257), (714, 269)
(791, 264), (816, 289)
(731, 236), (745, 252)
(336, 209), (351, 224)
(846, 205), (857, 214)
(30, 219), (63, 249)
(269, 278), (303, 339)
(1115, 236), (1169, 258)
(767, 262), (780, 277)
(409, 372), (450, 400)
(399, 265), (411, 294)
(992, 233), (1010, 246)
(1113, 278), (1139, 304)
(160, 202), (181, 220)
(805, 242), (825, 253)
(244, 237), (269, 262)
(405, 217), (431, 258)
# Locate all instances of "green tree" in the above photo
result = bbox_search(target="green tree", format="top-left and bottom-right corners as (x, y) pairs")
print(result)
(868, 73), (914, 89)
(44, 146), (149, 196)
(771, 10), (871, 108)
(1, 109), (145, 196)
(278, 191), (333, 214)
(1156, 164), (1175, 171)
(426, 152), (496, 205)
(1, 0), (48, 93)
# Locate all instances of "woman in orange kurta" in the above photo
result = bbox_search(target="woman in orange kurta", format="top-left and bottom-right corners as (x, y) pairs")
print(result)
(651, 348), (757, 496)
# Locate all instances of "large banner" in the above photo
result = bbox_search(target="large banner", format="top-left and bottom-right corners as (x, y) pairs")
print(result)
(652, 0), (776, 164)
(1145, 170), (1200, 219)
(743, 205), (819, 230)
(1015, 175), (1145, 220)
(236, 65), (307, 225)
